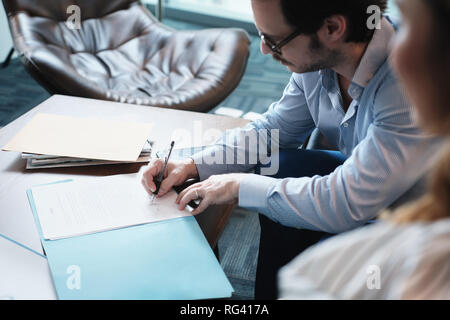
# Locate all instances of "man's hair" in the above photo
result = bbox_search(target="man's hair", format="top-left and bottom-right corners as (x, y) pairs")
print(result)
(279, 0), (388, 43)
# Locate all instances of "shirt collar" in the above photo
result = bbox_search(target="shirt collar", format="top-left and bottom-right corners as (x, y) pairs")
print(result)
(351, 17), (395, 89)
(319, 17), (395, 100)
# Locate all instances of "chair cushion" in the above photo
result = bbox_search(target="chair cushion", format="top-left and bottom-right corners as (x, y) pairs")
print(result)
(5, 0), (250, 111)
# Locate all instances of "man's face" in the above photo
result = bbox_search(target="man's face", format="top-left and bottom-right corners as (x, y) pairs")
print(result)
(251, 0), (342, 73)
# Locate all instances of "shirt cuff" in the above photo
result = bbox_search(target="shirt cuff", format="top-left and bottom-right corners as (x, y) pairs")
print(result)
(190, 147), (226, 181)
(238, 174), (277, 211)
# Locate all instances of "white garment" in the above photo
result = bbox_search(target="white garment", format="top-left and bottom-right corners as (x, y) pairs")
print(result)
(278, 219), (450, 300)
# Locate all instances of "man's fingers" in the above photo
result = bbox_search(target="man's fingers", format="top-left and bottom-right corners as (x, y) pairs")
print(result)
(176, 183), (197, 204)
(178, 188), (201, 210)
(141, 177), (153, 196)
(157, 172), (181, 197)
(176, 180), (204, 203)
(141, 175), (156, 193)
(192, 197), (210, 215)
(142, 159), (164, 192)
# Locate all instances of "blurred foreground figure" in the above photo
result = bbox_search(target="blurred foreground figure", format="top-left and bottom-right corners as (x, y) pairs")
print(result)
(279, 0), (450, 300)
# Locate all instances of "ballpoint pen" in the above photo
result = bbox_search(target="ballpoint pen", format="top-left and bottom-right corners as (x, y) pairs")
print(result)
(151, 141), (175, 203)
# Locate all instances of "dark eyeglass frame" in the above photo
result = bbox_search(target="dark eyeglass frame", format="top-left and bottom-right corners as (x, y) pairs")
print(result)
(259, 29), (303, 56)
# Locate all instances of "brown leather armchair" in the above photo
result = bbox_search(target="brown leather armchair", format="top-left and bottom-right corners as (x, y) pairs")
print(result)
(3, 0), (250, 112)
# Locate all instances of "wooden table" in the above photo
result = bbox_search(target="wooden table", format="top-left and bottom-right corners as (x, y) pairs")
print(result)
(0, 95), (249, 255)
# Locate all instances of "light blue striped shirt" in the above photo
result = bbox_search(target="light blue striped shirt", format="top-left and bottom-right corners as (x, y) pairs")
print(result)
(191, 18), (440, 233)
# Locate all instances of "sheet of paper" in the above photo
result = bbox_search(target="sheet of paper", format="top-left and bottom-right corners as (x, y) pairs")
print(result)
(0, 235), (57, 300)
(2, 113), (153, 162)
(31, 174), (192, 240)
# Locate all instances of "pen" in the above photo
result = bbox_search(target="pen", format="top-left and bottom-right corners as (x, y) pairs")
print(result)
(151, 141), (175, 203)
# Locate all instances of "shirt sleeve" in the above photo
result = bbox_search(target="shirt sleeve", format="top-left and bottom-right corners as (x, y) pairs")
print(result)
(278, 222), (396, 300)
(239, 72), (441, 233)
(190, 74), (316, 181)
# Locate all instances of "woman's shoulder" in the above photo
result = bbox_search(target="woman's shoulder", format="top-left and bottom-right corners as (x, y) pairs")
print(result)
(279, 219), (450, 299)
(402, 226), (450, 299)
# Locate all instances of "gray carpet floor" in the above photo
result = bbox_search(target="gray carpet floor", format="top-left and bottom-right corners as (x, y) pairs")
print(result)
(0, 18), (291, 299)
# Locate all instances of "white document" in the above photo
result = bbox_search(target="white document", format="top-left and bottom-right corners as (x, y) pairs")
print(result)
(31, 174), (193, 240)
(0, 236), (57, 300)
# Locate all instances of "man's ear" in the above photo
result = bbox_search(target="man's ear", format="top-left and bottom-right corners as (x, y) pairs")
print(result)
(318, 15), (347, 45)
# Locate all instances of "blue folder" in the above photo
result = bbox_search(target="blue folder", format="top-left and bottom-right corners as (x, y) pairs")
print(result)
(27, 180), (233, 300)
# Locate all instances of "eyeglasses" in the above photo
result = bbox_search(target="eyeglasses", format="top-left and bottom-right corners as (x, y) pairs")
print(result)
(259, 29), (303, 56)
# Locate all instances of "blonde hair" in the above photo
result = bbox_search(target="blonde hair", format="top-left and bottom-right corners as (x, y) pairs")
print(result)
(382, 143), (450, 224)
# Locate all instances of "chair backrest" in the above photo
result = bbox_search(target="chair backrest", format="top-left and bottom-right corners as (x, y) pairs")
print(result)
(3, 0), (163, 56)
(2, 0), (163, 97)
(3, 0), (138, 21)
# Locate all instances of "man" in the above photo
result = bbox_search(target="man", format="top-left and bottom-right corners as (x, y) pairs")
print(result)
(141, 0), (439, 299)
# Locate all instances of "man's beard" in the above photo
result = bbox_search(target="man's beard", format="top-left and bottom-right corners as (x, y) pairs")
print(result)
(275, 34), (344, 73)
(272, 53), (292, 66)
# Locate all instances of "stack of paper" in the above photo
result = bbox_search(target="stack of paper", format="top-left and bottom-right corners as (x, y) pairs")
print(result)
(2, 113), (154, 169)
(21, 140), (153, 169)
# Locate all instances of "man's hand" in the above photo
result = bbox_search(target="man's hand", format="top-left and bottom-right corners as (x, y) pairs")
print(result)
(176, 173), (247, 215)
(141, 158), (199, 198)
